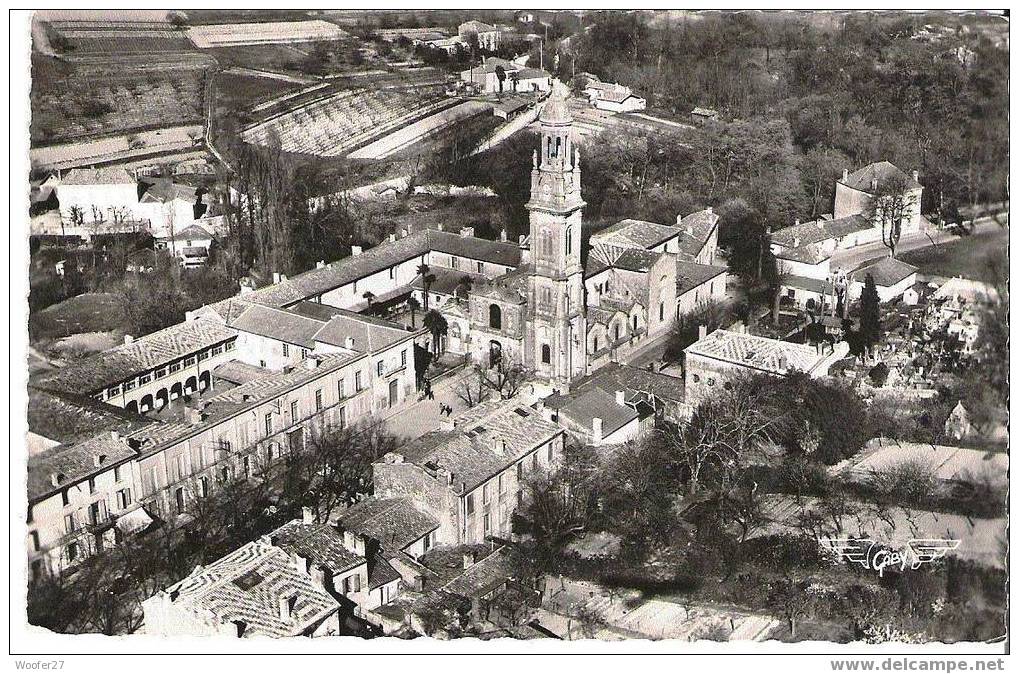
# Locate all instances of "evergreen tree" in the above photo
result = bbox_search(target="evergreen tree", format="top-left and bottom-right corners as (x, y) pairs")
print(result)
(859, 273), (882, 354)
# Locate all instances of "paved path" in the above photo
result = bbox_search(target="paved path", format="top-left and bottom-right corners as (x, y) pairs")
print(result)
(382, 365), (472, 440)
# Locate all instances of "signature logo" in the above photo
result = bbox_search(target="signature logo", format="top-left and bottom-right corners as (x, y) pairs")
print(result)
(821, 538), (960, 577)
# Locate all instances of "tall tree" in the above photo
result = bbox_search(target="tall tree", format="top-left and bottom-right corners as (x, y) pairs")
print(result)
(859, 273), (882, 356)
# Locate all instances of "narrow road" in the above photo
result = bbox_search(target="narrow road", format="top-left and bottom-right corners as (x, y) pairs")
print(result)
(831, 217), (1007, 272)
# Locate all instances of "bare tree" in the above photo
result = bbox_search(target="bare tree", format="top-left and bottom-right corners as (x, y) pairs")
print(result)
(866, 173), (918, 258)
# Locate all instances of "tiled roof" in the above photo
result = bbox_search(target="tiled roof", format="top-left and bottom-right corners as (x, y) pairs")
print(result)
(783, 274), (834, 295)
(578, 362), (686, 405)
(773, 241), (832, 265)
(613, 248), (662, 273)
(553, 388), (638, 437)
(38, 318), (238, 394)
(771, 214), (870, 249)
(205, 353), (358, 408)
(60, 167), (134, 186)
(160, 224), (212, 242)
(461, 20), (498, 33)
(211, 360), (274, 385)
(591, 219), (681, 250)
(312, 314), (413, 352)
(472, 267), (529, 304)
(685, 329), (827, 376)
(163, 540), (340, 638)
(674, 209), (719, 260)
(856, 257), (918, 287)
(139, 178), (198, 204)
(840, 161), (921, 193)
(339, 497), (439, 552)
(230, 304), (326, 349)
(515, 67), (551, 80)
(392, 397), (563, 493)
(368, 553), (402, 590)
(586, 305), (623, 327)
(27, 386), (151, 447)
(441, 547), (513, 599)
(269, 519), (365, 575)
(29, 431), (140, 502)
(676, 261), (726, 295)
(410, 268), (486, 296)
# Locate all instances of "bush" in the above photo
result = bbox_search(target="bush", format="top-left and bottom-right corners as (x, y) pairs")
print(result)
(869, 362), (890, 387)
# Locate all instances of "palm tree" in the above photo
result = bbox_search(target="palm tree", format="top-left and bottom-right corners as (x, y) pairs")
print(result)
(423, 310), (448, 356)
(407, 296), (421, 328)
(417, 263), (435, 311)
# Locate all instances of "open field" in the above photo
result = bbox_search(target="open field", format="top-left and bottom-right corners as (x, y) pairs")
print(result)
(899, 227), (1008, 282)
(30, 293), (128, 341)
(30, 55), (207, 147)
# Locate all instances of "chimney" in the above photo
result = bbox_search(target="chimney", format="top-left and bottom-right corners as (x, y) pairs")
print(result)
(278, 593), (297, 621)
(794, 218), (800, 226)
(351, 245), (362, 256)
(793, 236), (801, 247)
(110, 430), (120, 442)
(311, 565), (332, 590)
(698, 324), (708, 340)
(842, 168), (849, 180)
(459, 226), (474, 238)
(344, 336), (355, 350)
(303, 356), (319, 370)
(911, 170), (919, 182)
(51, 472), (64, 487)
(519, 234), (526, 246)
(400, 228), (408, 237)
(870, 178), (879, 191)
(615, 390), (625, 406)
(706, 206), (713, 215)
(437, 224), (444, 231)
(675, 214), (683, 225)
(500, 228), (508, 242)
(463, 550), (477, 569)
(343, 530), (356, 551)
(302, 506), (315, 525)
(272, 272), (281, 284)
(316, 260), (326, 269)
(592, 417), (603, 442)
(292, 551), (309, 574)
(93, 453), (107, 468)
(389, 233), (396, 242)
(124, 334), (134, 345)
(232, 620), (247, 637)
(186, 406), (206, 425)
(778, 354), (788, 371)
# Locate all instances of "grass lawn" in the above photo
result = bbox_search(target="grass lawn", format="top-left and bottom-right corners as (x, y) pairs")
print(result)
(30, 292), (128, 340)
(899, 228), (1008, 282)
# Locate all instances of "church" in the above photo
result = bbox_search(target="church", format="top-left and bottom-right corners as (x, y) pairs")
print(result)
(466, 82), (727, 389)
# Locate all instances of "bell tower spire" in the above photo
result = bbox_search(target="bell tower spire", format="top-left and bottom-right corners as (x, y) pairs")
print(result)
(524, 81), (587, 388)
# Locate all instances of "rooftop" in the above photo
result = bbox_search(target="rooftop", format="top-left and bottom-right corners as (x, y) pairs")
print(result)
(160, 539), (339, 639)
(771, 214), (871, 249)
(29, 430), (140, 502)
(338, 497), (439, 552)
(268, 519), (365, 575)
(578, 362), (686, 405)
(675, 260), (727, 296)
(27, 386), (150, 448)
(60, 167), (134, 186)
(139, 178), (198, 204)
(685, 329), (828, 376)
(591, 218), (681, 251)
(38, 318), (238, 395)
(230, 304), (326, 349)
(159, 224), (213, 242)
(550, 388), (638, 438)
(839, 161), (921, 193)
(387, 397), (563, 493)
(856, 257), (918, 287)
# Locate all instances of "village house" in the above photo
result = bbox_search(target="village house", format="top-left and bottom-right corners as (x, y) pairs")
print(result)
(582, 78), (647, 113)
(850, 257), (919, 303)
(460, 57), (552, 94)
(683, 326), (849, 405)
(374, 396), (566, 546)
(458, 20), (502, 52)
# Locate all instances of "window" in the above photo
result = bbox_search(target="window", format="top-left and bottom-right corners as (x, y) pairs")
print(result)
(338, 406), (346, 429)
(692, 374), (700, 383)
(64, 513), (77, 535)
(139, 373), (151, 385)
(200, 477), (210, 498)
(355, 371), (363, 391)
(301, 348), (309, 359)
(66, 541), (79, 563)
(61, 490), (69, 507)
(27, 504), (33, 524)
(517, 462), (523, 480)
(422, 531), (433, 553)
(477, 261), (484, 274)
(593, 336), (599, 352)
(315, 389), (323, 412)
(225, 341), (235, 352)
(337, 378), (345, 399)
(243, 456), (251, 478)
(184, 357), (196, 367)
(107, 385), (120, 397)
(169, 362), (182, 374)
(212, 345), (223, 355)
(114, 465), (121, 482)
(489, 304), (502, 330)
(483, 482), (491, 504)
(632, 315), (638, 331)
(282, 343), (289, 357)
(565, 226), (572, 255)
(343, 574), (361, 594)
(291, 400), (300, 421)
(548, 444), (554, 463)
(377, 361), (384, 376)
(264, 413), (274, 436)
(466, 494), (475, 516)
(88, 478), (96, 494)
(541, 344), (551, 364)
(400, 350), (407, 368)
(116, 488), (132, 510)
(451, 256), (459, 270)
(532, 454), (538, 471)
(174, 487), (185, 514)
(389, 266), (396, 280)
(219, 466), (230, 483)
(659, 302), (665, 321)
(498, 474), (505, 494)
(483, 513), (491, 534)
(123, 380), (136, 392)
(88, 500), (106, 526)
(614, 323), (621, 341)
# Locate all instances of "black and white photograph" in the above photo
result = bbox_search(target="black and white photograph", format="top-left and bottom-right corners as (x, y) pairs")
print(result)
(9, 5), (1012, 664)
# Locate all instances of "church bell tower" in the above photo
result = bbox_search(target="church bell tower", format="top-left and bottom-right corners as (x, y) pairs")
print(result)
(525, 81), (587, 388)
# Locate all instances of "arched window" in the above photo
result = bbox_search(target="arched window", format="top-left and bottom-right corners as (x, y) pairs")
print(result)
(632, 314), (638, 331)
(489, 304), (502, 330)
(593, 336), (599, 352)
(541, 344), (551, 364)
